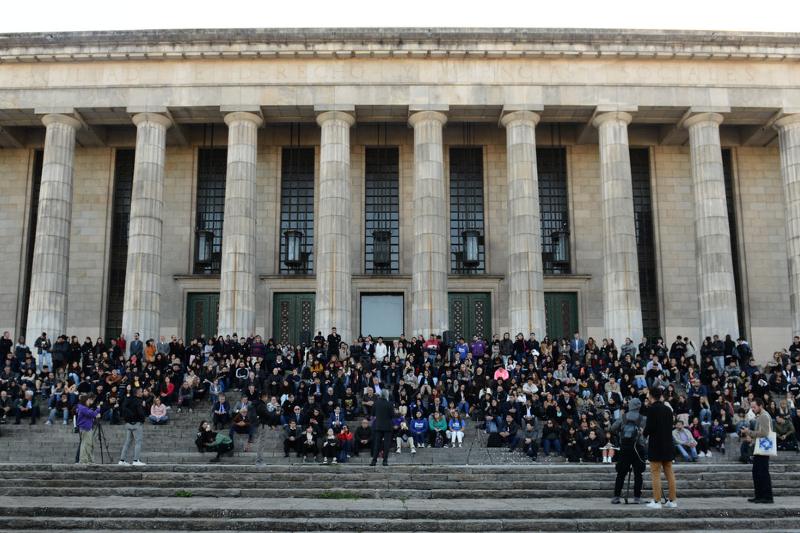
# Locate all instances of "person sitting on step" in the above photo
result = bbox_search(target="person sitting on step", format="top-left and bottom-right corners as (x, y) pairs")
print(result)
(195, 420), (233, 463)
(228, 405), (255, 451)
(447, 410), (466, 448)
(148, 397), (169, 425)
(322, 428), (339, 464)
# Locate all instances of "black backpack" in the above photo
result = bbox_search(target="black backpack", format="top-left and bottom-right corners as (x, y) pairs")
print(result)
(620, 419), (640, 448)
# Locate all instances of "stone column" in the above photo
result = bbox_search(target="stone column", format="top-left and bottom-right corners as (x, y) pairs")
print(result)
(409, 111), (449, 337)
(26, 114), (81, 337)
(775, 114), (800, 335)
(593, 112), (643, 343)
(217, 112), (263, 338)
(315, 111), (355, 342)
(121, 113), (172, 343)
(684, 112), (739, 338)
(501, 111), (546, 338)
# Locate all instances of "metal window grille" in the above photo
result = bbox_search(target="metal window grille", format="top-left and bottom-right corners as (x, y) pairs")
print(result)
(193, 148), (227, 274)
(280, 147), (315, 274)
(538, 148), (571, 274)
(630, 149), (661, 338)
(104, 149), (135, 338)
(365, 147), (399, 273)
(449, 147), (485, 273)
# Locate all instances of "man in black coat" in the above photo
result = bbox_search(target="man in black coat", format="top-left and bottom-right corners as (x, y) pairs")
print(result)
(643, 387), (677, 508)
(370, 390), (394, 466)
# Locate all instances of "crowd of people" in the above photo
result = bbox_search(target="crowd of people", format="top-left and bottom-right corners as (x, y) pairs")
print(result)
(1, 328), (799, 470)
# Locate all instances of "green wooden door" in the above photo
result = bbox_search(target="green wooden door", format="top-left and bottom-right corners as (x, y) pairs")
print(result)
(544, 292), (579, 341)
(186, 293), (220, 341)
(448, 292), (491, 341)
(272, 293), (316, 346)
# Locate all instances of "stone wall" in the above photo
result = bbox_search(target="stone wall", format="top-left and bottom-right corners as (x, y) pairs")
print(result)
(0, 149), (33, 337)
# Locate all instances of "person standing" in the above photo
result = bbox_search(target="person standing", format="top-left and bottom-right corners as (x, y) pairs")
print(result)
(76, 394), (101, 464)
(643, 387), (677, 509)
(119, 388), (147, 466)
(326, 327), (341, 358)
(742, 397), (774, 503)
(370, 390), (393, 466)
(611, 398), (646, 504)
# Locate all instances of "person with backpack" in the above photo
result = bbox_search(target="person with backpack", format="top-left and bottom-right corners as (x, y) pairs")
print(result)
(610, 397), (646, 504)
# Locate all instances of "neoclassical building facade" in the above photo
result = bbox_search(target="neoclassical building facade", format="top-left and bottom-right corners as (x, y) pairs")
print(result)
(1, 28), (799, 359)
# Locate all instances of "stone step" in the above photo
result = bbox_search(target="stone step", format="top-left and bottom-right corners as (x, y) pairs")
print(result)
(2, 516), (798, 531)
(3, 503), (800, 520)
(4, 469), (795, 481)
(0, 462), (791, 473)
(0, 487), (781, 499)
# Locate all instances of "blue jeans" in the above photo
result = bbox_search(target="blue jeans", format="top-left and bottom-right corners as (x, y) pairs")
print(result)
(676, 444), (698, 461)
(38, 351), (52, 372)
(542, 438), (561, 456)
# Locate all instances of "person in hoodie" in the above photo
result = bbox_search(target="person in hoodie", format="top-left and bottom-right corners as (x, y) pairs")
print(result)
(76, 394), (102, 464)
(610, 397), (646, 504)
(410, 411), (428, 448)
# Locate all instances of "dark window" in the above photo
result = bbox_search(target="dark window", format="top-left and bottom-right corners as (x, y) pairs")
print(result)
(722, 149), (745, 337)
(630, 149), (660, 338)
(449, 147), (485, 273)
(193, 148), (227, 274)
(280, 147), (315, 274)
(19, 150), (44, 338)
(365, 147), (399, 274)
(104, 150), (135, 338)
(538, 148), (571, 274)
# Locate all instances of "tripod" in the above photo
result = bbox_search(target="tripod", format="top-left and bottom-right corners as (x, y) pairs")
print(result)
(94, 419), (112, 465)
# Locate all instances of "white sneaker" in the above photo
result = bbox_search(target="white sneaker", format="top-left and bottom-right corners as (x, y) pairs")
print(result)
(132, 460), (146, 466)
(62, 420), (68, 425)
(45, 420), (52, 425)
(396, 448), (401, 454)
(646, 501), (662, 509)
(322, 458), (328, 464)
(118, 460), (130, 466)
(706, 451), (712, 457)
(458, 443), (462, 448)
(699, 452), (706, 457)
(411, 448), (416, 454)
(664, 500), (678, 508)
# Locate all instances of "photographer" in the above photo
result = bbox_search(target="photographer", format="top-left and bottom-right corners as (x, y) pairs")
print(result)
(610, 398), (646, 504)
(75, 394), (102, 464)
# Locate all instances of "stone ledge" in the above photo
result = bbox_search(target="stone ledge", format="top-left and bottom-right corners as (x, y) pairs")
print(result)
(2, 27), (800, 64)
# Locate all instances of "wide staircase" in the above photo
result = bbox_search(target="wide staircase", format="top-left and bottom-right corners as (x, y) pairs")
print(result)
(1, 408), (799, 532)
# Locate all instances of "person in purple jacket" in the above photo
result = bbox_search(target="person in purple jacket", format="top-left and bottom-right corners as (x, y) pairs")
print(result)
(76, 394), (102, 464)
(470, 335), (487, 359)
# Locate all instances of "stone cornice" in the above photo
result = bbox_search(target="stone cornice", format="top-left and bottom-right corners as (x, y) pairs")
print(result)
(2, 27), (800, 64)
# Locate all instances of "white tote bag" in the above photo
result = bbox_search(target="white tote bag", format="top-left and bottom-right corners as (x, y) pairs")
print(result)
(753, 431), (778, 456)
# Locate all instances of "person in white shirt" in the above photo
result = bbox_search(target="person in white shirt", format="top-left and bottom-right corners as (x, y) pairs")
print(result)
(374, 338), (388, 362)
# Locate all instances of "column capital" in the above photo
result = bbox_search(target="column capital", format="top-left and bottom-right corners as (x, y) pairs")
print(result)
(592, 111), (632, 128)
(500, 110), (540, 127)
(683, 112), (724, 129)
(775, 114), (800, 131)
(41, 113), (81, 130)
(408, 110), (448, 128)
(224, 111), (263, 128)
(132, 112), (173, 129)
(315, 110), (355, 127)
